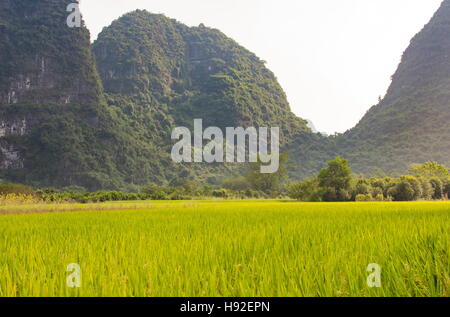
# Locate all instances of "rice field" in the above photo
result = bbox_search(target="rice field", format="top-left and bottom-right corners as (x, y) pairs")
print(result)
(0, 200), (448, 297)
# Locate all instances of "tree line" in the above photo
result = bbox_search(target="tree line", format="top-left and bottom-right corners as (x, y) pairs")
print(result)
(0, 157), (448, 203)
(288, 158), (450, 202)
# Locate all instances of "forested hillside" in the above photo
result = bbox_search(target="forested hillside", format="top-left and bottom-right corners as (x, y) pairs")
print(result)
(0, 0), (449, 189)
(92, 10), (333, 185)
(337, 0), (450, 174)
(93, 10), (312, 139)
(0, 0), (125, 189)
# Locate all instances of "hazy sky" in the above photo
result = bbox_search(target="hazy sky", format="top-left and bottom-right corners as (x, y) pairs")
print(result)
(80, 0), (443, 134)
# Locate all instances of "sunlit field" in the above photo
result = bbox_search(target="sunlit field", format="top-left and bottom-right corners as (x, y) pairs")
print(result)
(0, 200), (448, 297)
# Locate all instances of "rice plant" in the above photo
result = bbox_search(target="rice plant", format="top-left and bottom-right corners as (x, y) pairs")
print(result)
(0, 201), (448, 297)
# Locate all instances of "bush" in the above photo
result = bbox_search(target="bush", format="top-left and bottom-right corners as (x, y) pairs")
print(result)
(150, 191), (170, 200)
(0, 193), (41, 205)
(389, 179), (415, 201)
(354, 180), (372, 196)
(428, 178), (443, 200)
(169, 192), (191, 200)
(338, 189), (352, 202)
(444, 181), (450, 199)
(403, 176), (422, 200)
(370, 178), (389, 195)
(371, 187), (383, 198)
(355, 194), (373, 202)
(141, 184), (162, 195)
(61, 185), (87, 193)
(0, 184), (35, 196)
(37, 188), (59, 194)
(321, 187), (338, 202)
(417, 177), (433, 200)
(356, 193), (386, 202)
(212, 189), (230, 199)
(288, 178), (320, 201)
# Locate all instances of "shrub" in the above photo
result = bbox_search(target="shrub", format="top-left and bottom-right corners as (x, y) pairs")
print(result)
(370, 178), (388, 194)
(61, 186), (87, 193)
(141, 184), (162, 195)
(182, 181), (200, 195)
(0, 193), (41, 205)
(355, 194), (373, 202)
(150, 192), (169, 200)
(417, 177), (433, 200)
(212, 189), (230, 199)
(168, 191), (191, 200)
(389, 179), (415, 201)
(354, 180), (372, 196)
(37, 188), (59, 194)
(337, 189), (352, 202)
(429, 178), (444, 200)
(371, 187), (383, 198)
(0, 184), (35, 196)
(443, 181), (450, 199)
(321, 187), (337, 202)
(288, 178), (320, 201)
(403, 176), (422, 200)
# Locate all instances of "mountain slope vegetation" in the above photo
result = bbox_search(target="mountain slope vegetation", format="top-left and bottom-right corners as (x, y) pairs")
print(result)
(0, 0), (123, 189)
(0, 1), (183, 189)
(92, 10), (327, 184)
(0, 0), (449, 189)
(337, 0), (450, 174)
(93, 10), (311, 139)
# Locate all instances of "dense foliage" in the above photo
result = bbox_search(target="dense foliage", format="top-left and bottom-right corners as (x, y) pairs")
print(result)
(1, 1), (450, 190)
(288, 160), (450, 202)
(92, 10), (317, 185)
(93, 10), (309, 137)
(0, 0), (135, 190)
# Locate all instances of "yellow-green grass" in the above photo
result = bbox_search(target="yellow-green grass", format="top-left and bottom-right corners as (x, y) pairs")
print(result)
(0, 200), (448, 297)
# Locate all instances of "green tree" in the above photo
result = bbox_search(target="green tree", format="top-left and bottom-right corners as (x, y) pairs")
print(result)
(403, 176), (422, 200)
(388, 181), (413, 201)
(409, 162), (450, 179)
(288, 178), (321, 202)
(417, 177), (433, 200)
(444, 181), (450, 198)
(247, 153), (292, 194)
(429, 177), (444, 200)
(317, 157), (353, 202)
(354, 179), (373, 198)
(388, 176), (422, 201)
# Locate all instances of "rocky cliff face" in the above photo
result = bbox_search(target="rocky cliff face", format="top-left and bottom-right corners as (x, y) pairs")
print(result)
(0, 0), (123, 189)
(0, 0), (103, 107)
(0, 117), (26, 168)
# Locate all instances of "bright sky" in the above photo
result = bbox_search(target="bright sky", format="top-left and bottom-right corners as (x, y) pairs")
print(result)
(80, 0), (443, 134)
